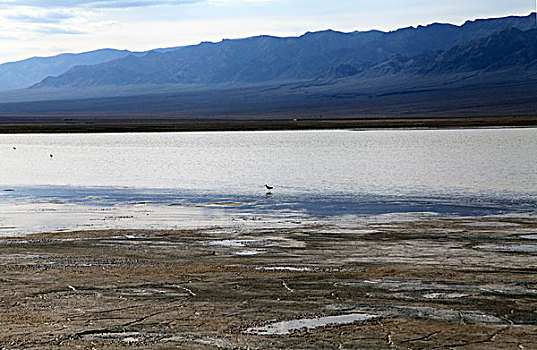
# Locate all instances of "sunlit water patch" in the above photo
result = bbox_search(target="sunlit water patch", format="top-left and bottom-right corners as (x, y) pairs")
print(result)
(463, 222), (521, 227)
(244, 313), (380, 335)
(256, 266), (313, 272)
(208, 239), (260, 247)
(477, 245), (537, 252)
(422, 293), (469, 299)
(522, 235), (537, 240)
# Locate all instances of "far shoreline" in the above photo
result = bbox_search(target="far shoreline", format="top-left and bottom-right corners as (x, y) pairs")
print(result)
(0, 116), (536, 134)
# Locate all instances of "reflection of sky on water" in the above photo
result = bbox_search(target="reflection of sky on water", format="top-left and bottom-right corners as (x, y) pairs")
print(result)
(1, 129), (536, 197)
(0, 185), (535, 236)
(1, 129), (536, 235)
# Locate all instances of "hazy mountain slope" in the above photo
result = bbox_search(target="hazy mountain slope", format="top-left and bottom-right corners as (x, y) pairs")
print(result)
(33, 13), (537, 89)
(454, 14), (537, 42)
(0, 49), (133, 91)
(358, 28), (537, 77)
(2, 70), (537, 122)
(3, 26), (537, 120)
(1, 13), (537, 124)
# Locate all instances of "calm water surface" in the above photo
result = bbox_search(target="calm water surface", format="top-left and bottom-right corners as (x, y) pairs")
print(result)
(0, 129), (535, 234)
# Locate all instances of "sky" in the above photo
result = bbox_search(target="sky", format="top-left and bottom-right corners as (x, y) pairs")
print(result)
(0, 0), (534, 64)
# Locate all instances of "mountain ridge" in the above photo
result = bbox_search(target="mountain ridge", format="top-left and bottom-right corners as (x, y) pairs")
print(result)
(1, 13), (537, 124)
(32, 13), (537, 89)
(348, 27), (537, 78)
(0, 49), (133, 91)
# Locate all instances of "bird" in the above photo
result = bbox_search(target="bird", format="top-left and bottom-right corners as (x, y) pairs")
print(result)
(49, 154), (53, 158)
(12, 147), (16, 150)
(264, 184), (273, 192)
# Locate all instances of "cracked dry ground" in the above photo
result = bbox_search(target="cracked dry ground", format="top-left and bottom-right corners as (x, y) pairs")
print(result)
(0, 217), (536, 349)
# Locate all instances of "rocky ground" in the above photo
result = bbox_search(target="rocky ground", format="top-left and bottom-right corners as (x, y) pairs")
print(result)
(0, 216), (536, 349)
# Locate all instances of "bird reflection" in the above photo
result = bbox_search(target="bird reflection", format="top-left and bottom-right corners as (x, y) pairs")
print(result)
(264, 184), (274, 199)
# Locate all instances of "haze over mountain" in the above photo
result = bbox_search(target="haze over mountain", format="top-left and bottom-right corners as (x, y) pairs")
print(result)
(0, 13), (536, 124)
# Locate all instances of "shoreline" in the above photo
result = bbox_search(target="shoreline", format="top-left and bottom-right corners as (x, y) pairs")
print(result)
(2, 185), (536, 238)
(0, 116), (536, 133)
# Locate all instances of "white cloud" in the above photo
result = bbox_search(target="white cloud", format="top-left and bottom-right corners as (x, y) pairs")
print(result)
(0, 0), (204, 9)
(7, 11), (74, 24)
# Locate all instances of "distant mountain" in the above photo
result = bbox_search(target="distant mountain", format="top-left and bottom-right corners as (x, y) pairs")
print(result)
(0, 49), (135, 91)
(356, 27), (537, 77)
(1, 13), (537, 125)
(33, 13), (537, 89)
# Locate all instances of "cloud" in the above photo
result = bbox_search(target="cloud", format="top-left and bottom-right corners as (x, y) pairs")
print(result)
(7, 11), (74, 24)
(0, 0), (205, 9)
(34, 25), (85, 35)
(0, 6), (102, 38)
(89, 0), (204, 8)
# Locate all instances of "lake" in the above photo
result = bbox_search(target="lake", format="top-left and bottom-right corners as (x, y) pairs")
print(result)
(0, 128), (536, 234)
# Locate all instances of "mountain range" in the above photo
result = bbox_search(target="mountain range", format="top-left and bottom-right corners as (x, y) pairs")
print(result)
(0, 13), (536, 124)
(354, 27), (537, 77)
(31, 13), (537, 88)
(0, 49), (132, 91)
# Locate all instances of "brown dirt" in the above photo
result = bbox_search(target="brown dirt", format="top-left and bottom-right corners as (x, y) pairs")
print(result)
(0, 217), (536, 349)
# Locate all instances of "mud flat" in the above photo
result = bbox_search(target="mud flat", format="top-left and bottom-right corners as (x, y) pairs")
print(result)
(0, 217), (536, 349)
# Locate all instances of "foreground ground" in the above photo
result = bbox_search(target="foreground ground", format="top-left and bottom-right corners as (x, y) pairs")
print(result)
(0, 216), (536, 349)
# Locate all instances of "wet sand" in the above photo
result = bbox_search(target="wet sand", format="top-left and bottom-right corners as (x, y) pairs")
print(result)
(1, 217), (537, 349)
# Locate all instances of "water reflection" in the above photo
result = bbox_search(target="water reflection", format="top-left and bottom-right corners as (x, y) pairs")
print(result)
(1, 129), (536, 197)
(0, 129), (536, 235)
(0, 185), (535, 236)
